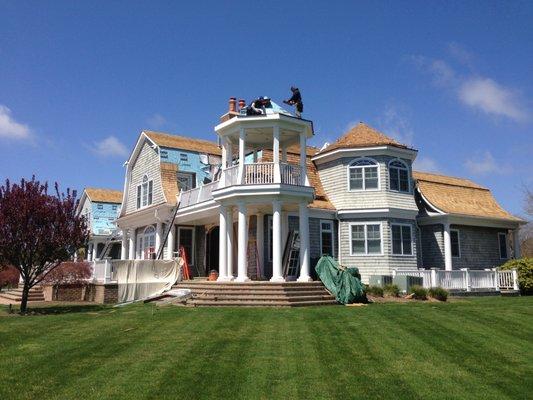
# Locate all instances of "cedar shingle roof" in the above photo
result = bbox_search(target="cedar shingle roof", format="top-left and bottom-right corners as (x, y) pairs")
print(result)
(144, 130), (221, 155)
(318, 122), (410, 154)
(414, 171), (521, 221)
(85, 188), (122, 204)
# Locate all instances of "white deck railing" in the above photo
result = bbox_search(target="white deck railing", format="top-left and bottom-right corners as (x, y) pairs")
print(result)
(243, 162), (274, 184)
(280, 162), (302, 185)
(392, 268), (519, 291)
(92, 260), (117, 284)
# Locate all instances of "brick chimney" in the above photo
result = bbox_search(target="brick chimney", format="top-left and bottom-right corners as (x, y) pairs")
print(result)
(220, 97), (240, 123)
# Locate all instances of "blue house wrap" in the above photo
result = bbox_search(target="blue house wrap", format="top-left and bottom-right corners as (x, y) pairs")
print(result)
(160, 147), (215, 186)
(91, 202), (121, 236)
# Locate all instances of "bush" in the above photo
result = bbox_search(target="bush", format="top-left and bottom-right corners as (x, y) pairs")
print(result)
(366, 285), (384, 297)
(383, 284), (400, 297)
(428, 287), (448, 301)
(0, 265), (19, 288)
(410, 285), (428, 300)
(500, 258), (533, 295)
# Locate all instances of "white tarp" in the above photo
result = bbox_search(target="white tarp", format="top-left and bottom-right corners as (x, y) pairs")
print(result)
(115, 260), (180, 303)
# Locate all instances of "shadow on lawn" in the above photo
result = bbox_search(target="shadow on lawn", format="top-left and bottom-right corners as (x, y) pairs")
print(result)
(2, 303), (108, 316)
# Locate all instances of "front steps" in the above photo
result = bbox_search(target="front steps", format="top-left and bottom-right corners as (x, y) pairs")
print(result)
(173, 281), (338, 307)
(0, 286), (45, 302)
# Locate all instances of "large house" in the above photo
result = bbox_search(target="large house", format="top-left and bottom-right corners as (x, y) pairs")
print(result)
(115, 100), (522, 283)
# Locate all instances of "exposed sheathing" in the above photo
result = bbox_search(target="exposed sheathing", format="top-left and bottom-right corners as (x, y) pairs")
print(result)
(160, 162), (179, 205)
(85, 188), (123, 204)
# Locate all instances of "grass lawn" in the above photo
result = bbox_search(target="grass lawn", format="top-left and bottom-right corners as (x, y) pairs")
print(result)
(0, 297), (532, 400)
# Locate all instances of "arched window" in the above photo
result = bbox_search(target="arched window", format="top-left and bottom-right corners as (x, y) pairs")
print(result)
(139, 225), (156, 259)
(136, 175), (153, 209)
(348, 158), (379, 191)
(388, 159), (410, 192)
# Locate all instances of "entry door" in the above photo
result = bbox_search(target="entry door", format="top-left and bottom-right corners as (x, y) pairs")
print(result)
(177, 227), (195, 266)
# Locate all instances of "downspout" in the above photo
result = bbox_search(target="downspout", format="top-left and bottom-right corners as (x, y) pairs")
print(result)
(336, 211), (342, 265)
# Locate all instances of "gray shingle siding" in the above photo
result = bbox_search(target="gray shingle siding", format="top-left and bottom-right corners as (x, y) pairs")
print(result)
(451, 225), (509, 269)
(420, 224), (445, 268)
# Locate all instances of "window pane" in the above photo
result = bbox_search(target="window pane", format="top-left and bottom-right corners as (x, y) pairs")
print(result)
(351, 225), (365, 239)
(365, 167), (378, 189)
(352, 240), (365, 254)
(349, 168), (363, 190)
(392, 225), (402, 254)
(367, 239), (381, 254)
(399, 169), (409, 192)
(402, 225), (412, 255)
(451, 231), (460, 257)
(499, 234), (507, 258)
(321, 222), (332, 231)
(367, 224), (381, 239)
(321, 232), (333, 256)
(390, 168), (399, 191)
(137, 186), (141, 209)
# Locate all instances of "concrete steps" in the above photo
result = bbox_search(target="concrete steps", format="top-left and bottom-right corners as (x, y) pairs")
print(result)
(173, 281), (337, 307)
(0, 286), (45, 302)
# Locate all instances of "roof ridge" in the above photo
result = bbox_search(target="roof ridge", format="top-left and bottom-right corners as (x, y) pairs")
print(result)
(143, 130), (218, 145)
(413, 170), (487, 190)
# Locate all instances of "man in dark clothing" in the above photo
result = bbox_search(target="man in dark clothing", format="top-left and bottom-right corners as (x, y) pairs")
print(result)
(246, 97), (270, 116)
(283, 86), (303, 118)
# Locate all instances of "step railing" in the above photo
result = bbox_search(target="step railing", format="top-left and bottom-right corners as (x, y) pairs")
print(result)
(392, 268), (519, 291)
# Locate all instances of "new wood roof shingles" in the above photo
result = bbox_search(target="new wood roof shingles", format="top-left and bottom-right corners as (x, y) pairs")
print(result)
(414, 171), (521, 221)
(85, 188), (123, 204)
(144, 130), (222, 155)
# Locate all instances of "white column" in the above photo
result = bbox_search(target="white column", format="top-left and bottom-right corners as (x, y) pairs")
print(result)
(86, 243), (92, 261)
(121, 233), (128, 260)
(513, 229), (521, 258)
(236, 202), (250, 282)
(167, 224), (175, 259)
(128, 230), (136, 260)
(237, 127), (246, 184)
(443, 222), (453, 271)
(92, 241), (98, 261)
(155, 221), (162, 255)
(227, 207), (234, 280)
(297, 202), (312, 282)
(270, 200), (284, 282)
(220, 136), (227, 187)
(299, 131), (309, 186)
(256, 213), (264, 278)
(218, 206), (228, 281)
(273, 125), (281, 183)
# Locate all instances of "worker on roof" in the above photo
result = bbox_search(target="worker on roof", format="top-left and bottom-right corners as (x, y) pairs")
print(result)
(246, 96), (271, 116)
(283, 86), (303, 118)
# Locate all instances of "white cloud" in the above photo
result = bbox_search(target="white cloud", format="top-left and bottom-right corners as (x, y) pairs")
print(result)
(146, 113), (167, 129)
(464, 151), (511, 175)
(458, 78), (528, 121)
(92, 136), (129, 158)
(0, 105), (32, 140)
(377, 105), (414, 146)
(413, 156), (442, 173)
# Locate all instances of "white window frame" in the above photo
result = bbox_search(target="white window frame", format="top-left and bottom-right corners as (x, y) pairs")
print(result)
(347, 157), (380, 192)
(137, 225), (156, 260)
(137, 175), (153, 209)
(349, 222), (383, 256)
(388, 158), (410, 193)
(498, 232), (508, 259)
(319, 220), (335, 256)
(177, 172), (195, 192)
(451, 229), (461, 258)
(177, 226), (195, 266)
(391, 223), (413, 256)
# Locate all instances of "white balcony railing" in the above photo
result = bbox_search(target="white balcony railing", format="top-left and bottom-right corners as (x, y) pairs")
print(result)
(244, 162), (274, 184)
(92, 260), (117, 284)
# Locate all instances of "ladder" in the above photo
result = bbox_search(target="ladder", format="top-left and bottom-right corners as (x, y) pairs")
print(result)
(282, 230), (300, 279)
(98, 228), (121, 259)
(156, 201), (181, 260)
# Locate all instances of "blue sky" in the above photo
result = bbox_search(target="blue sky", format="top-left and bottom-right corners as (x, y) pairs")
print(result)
(0, 1), (532, 216)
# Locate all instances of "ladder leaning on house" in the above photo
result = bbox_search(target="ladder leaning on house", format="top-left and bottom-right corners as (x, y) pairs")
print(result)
(98, 228), (121, 259)
(155, 201), (181, 260)
(283, 230), (300, 279)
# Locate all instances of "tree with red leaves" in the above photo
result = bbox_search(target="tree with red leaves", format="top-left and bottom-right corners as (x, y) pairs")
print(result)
(41, 261), (93, 300)
(0, 177), (89, 312)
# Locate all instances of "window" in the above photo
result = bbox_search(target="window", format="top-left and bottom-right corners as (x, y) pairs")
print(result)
(137, 175), (153, 209)
(348, 158), (379, 191)
(179, 153), (188, 162)
(450, 229), (460, 258)
(391, 224), (412, 255)
(97, 204), (103, 210)
(320, 220), (334, 256)
(350, 223), (382, 255)
(138, 226), (156, 259)
(498, 232), (508, 259)
(112, 205), (117, 211)
(389, 159), (410, 192)
(178, 227), (195, 265)
(160, 150), (168, 159)
(177, 172), (195, 192)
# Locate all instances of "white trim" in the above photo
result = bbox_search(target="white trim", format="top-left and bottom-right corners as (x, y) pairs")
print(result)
(498, 232), (508, 260)
(267, 215), (273, 262)
(390, 223), (413, 256)
(319, 219), (335, 257)
(416, 213), (521, 229)
(346, 157), (381, 192)
(450, 229), (461, 258)
(388, 158), (411, 193)
(338, 208), (418, 220)
(312, 146), (418, 164)
(415, 187), (446, 214)
(348, 222), (383, 256)
(177, 226), (196, 266)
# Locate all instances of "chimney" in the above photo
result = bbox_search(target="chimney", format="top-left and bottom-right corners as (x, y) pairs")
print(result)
(229, 97), (237, 113)
(220, 97), (240, 123)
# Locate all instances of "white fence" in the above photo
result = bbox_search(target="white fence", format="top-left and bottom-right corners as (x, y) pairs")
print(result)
(392, 268), (519, 291)
(92, 260), (117, 284)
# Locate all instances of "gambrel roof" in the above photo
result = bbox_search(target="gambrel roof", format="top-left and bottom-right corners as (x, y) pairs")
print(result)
(144, 130), (221, 155)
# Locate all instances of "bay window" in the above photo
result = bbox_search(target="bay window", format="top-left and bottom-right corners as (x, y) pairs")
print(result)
(391, 224), (412, 255)
(348, 158), (379, 191)
(389, 159), (410, 192)
(350, 223), (382, 255)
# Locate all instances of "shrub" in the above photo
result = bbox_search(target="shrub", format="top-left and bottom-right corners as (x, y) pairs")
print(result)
(0, 265), (19, 288)
(500, 258), (533, 295)
(366, 285), (384, 297)
(428, 287), (448, 301)
(410, 285), (428, 300)
(383, 284), (400, 297)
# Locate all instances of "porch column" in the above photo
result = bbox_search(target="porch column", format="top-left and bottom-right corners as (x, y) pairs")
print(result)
(220, 136), (227, 187)
(443, 222), (452, 271)
(227, 207), (234, 280)
(86, 243), (92, 261)
(270, 200), (285, 282)
(128, 229), (136, 260)
(299, 131), (309, 186)
(236, 202), (250, 282)
(297, 202), (312, 282)
(121, 233), (128, 260)
(217, 206), (228, 281)
(92, 241), (98, 261)
(273, 125), (281, 183)
(237, 127), (246, 184)
(513, 229), (521, 258)
(155, 221), (162, 254)
(256, 213), (264, 278)
(167, 224), (175, 259)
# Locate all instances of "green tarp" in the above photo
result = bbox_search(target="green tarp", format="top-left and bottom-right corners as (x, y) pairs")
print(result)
(315, 256), (367, 304)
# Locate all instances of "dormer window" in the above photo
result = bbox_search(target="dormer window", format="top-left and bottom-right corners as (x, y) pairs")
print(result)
(348, 158), (379, 191)
(389, 159), (410, 192)
(136, 175), (153, 209)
